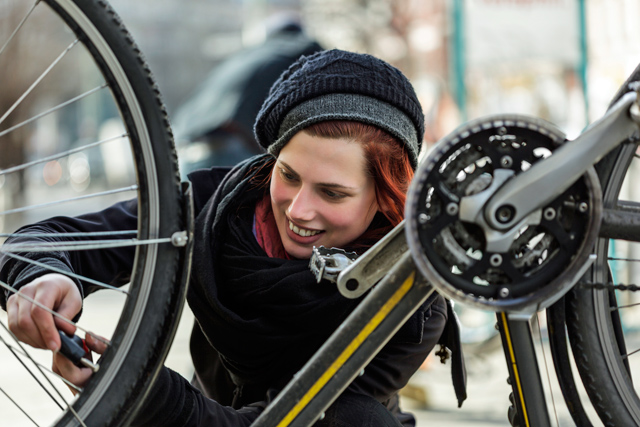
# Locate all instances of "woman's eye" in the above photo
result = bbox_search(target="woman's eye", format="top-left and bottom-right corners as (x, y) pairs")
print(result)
(279, 168), (296, 182)
(323, 189), (346, 200)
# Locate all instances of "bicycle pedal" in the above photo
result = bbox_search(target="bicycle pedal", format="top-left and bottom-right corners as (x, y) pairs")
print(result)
(309, 246), (358, 283)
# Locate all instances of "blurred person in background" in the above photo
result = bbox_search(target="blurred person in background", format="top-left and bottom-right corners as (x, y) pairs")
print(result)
(2, 49), (464, 426)
(172, 13), (323, 176)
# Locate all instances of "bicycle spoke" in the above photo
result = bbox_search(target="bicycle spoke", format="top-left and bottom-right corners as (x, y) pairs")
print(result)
(2, 252), (129, 294)
(0, 39), (80, 128)
(0, 325), (89, 427)
(1, 236), (172, 252)
(0, 84), (109, 139)
(0, 386), (40, 427)
(613, 300), (640, 311)
(1, 0), (185, 423)
(0, 328), (66, 410)
(3, 342), (82, 392)
(0, 185), (138, 216)
(0, 0), (40, 59)
(0, 230), (137, 238)
(623, 347), (640, 360)
(0, 329), (89, 427)
(0, 134), (128, 176)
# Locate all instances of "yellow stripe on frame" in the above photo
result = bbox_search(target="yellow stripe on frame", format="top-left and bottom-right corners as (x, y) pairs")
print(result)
(500, 312), (530, 427)
(276, 272), (417, 427)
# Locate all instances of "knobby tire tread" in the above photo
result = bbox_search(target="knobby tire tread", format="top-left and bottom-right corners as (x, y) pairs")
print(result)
(565, 290), (617, 426)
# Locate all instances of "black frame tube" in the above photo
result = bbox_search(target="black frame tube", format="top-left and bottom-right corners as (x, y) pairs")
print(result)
(497, 313), (551, 427)
(600, 206), (640, 241)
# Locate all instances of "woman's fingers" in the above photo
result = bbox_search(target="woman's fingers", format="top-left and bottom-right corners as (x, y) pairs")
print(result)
(52, 352), (93, 395)
(7, 274), (82, 351)
(85, 333), (109, 355)
(7, 274), (102, 395)
(27, 275), (76, 350)
(50, 276), (82, 338)
(31, 283), (68, 350)
(7, 287), (43, 349)
(53, 332), (109, 395)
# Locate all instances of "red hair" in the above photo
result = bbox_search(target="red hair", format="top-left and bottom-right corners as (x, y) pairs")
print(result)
(303, 121), (414, 245)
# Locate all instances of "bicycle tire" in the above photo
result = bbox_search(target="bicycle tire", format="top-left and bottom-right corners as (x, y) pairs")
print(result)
(1, 0), (185, 425)
(565, 63), (640, 426)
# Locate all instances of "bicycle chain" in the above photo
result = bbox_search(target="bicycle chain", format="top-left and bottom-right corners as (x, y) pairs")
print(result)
(579, 281), (640, 291)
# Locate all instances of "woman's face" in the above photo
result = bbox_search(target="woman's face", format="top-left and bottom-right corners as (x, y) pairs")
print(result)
(270, 131), (379, 259)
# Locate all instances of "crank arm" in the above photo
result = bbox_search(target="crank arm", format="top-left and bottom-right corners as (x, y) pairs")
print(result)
(477, 90), (640, 231)
(335, 221), (409, 299)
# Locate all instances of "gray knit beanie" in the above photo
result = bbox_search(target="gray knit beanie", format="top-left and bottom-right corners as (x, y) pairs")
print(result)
(254, 49), (424, 169)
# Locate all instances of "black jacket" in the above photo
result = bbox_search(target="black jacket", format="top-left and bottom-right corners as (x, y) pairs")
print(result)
(0, 155), (451, 426)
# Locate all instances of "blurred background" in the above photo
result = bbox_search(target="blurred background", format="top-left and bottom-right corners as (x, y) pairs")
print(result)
(3, 0), (639, 198)
(96, 1), (634, 425)
(2, 0), (640, 425)
(105, 0), (639, 164)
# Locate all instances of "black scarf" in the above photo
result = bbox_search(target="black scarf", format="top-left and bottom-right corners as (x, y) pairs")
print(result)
(188, 155), (361, 387)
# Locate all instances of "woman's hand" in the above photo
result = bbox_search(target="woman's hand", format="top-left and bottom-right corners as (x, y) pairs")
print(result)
(6, 273), (82, 351)
(52, 333), (108, 394)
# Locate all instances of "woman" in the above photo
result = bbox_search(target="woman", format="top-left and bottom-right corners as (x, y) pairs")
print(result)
(1, 49), (453, 426)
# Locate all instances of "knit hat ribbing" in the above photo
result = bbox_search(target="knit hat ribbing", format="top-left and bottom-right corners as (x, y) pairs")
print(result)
(254, 49), (424, 169)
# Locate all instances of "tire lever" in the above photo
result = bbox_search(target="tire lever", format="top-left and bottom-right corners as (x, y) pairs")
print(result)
(58, 330), (99, 373)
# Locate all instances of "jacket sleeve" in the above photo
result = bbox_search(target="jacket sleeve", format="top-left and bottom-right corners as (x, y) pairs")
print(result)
(0, 199), (138, 308)
(347, 294), (448, 403)
(132, 367), (263, 427)
(0, 165), (233, 308)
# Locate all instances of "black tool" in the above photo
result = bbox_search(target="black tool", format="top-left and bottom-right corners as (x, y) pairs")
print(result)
(58, 330), (99, 372)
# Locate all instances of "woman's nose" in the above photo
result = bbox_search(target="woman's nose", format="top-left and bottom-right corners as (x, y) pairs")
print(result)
(288, 187), (315, 221)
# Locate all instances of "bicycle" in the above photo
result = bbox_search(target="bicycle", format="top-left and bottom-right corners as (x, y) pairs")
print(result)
(3, 1), (640, 427)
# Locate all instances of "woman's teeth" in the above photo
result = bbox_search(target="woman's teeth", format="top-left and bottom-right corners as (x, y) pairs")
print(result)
(289, 221), (321, 237)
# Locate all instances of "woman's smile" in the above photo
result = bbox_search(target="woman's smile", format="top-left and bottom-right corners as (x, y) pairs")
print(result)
(288, 220), (323, 237)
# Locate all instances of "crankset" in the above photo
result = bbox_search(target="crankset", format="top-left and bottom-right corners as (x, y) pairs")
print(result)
(406, 115), (602, 313)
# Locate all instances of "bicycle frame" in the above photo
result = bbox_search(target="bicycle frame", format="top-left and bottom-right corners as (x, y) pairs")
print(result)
(250, 228), (553, 427)
(252, 242), (435, 427)
(250, 88), (640, 427)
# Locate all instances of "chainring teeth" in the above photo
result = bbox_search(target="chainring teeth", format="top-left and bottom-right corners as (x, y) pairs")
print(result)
(407, 115), (600, 311)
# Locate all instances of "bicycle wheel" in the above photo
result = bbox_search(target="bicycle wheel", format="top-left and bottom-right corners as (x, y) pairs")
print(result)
(0, 0), (185, 426)
(565, 64), (640, 426)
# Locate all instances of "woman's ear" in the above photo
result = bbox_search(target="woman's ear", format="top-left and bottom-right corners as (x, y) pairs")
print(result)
(376, 197), (388, 214)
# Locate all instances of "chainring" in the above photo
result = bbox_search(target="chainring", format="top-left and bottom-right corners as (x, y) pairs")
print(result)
(406, 115), (602, 312)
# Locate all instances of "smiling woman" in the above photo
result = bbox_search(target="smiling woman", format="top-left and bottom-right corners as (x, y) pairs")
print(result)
(270, 131), (379, 259)
(2, 49), (455, 427)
